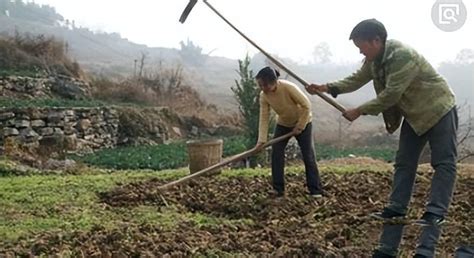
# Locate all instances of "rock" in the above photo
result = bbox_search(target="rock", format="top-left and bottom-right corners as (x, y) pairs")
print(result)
(39, 127), (54, 136)
(20, 128), (40, 142)
(172, 127), (182, 137)
(0, 112), (15, 121)
(64, 134), (77, 150)
(15, 120), (30, 128)
(38, 135), (65, 156)
(46, 111), (65, 127)
(53, 128), (64, 136)
(44, 158), (77, 170)
(2, 128), (19, 137)
(31, 120), (46, 128)
(191, 126), (199, 136)
(77, 119), (91, 131)
(51, 78), (89, 100)
(5, 119), (15, 126)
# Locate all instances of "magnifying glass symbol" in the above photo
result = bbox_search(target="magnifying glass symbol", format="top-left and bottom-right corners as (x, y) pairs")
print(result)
(443, 8), (458, 22)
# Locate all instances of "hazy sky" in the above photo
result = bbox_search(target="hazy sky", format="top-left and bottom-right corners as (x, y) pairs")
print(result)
(32, 0), (473, 66)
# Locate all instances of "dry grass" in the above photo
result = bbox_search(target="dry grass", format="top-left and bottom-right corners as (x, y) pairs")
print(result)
(0, 33), (83, 78)
(91, 67), (241, 127)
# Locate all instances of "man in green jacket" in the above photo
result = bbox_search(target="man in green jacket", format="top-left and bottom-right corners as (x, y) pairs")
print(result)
(307, 19), (457, 258)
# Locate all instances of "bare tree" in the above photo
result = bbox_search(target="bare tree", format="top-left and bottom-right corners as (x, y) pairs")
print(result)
(138, 51), (148, 78)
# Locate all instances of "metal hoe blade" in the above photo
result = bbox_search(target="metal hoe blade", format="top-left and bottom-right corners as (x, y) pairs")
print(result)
(179, 0), (198, 23)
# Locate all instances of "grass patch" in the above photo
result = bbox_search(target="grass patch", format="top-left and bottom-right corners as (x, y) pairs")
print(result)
(219, 162), (391, 179)
(316, 144), (395, 162)
(0, 167), (256, 241)
(0, 97), (156, 109)
(191, 212), (254, 229)
(0, 169), (184, 240)
(0, 97), (107, 108)
(72, 142), (189, 170)
(74, 135), (395, 171)
(0, 68), (45, 77)
(73, 136), (249, 170)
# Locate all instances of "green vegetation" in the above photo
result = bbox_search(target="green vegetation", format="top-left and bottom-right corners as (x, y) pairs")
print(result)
(73, 142), (189, 170)
(0, 67), (45, 77)
(0, 97), (107, 108)
(0, 97), (159, 108)
(72, 135), (395, 170)
(0, 158), (21, 176)
(73, 136), (249, 170)
(231, 55), (276, 167)
(0, 168), (255, 241)
(231, 54), (260, 151)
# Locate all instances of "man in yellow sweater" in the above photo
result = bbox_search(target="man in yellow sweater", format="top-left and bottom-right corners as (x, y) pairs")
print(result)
(255, 67), (323, 198)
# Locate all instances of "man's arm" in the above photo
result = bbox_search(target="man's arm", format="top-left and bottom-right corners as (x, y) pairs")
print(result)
(358, 51), (418, 115)
(326, 61), (373, 97)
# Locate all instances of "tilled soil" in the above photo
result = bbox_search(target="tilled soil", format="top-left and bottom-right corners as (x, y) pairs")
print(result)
(1, 167), (472, 257)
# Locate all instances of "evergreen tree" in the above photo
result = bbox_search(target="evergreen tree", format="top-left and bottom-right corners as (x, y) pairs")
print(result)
(232, 54), (265, 167)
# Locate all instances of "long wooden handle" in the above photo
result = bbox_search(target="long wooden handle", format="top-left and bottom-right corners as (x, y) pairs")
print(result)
(202, 0), (346, 113)
(157, 132), (294, 190)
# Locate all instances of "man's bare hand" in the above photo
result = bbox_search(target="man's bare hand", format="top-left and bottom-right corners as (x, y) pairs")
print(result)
(306, 84), (328, 95)
(343, 108), (362, 122)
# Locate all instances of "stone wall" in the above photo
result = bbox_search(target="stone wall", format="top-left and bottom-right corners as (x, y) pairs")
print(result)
(0, 107), (119, 153)
(0, 75), (243, 156)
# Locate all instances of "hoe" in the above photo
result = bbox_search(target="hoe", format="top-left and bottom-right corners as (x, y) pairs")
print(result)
(158, 1), (348, 189)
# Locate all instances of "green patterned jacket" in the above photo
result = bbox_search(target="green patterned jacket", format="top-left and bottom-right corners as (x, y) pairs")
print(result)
(328, 39), (455, 135)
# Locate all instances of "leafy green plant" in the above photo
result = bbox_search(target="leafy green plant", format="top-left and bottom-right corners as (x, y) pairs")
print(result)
(72, 134), (394, 171)
(73, 142), (188, 170)
(73, 136), (249, 170)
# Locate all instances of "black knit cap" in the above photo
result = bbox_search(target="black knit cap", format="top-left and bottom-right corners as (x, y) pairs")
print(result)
(349, 18), (387, 43)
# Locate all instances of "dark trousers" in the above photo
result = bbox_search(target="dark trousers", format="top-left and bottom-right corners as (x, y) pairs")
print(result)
(455, 246), (474, 258)
(378, 107), (458, 257)
(271, 122), (322, 194)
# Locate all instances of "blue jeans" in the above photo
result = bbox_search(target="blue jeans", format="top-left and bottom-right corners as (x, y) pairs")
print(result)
(378, 107), (458, 257)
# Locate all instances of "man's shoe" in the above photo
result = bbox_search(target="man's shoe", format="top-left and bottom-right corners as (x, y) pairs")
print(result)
(370, 208), (405, 220)
(414, 212), (445, 226)
(372, 249), (396, 258)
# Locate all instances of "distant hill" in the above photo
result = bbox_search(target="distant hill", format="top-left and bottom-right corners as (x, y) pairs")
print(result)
(1, 0), (472, 139)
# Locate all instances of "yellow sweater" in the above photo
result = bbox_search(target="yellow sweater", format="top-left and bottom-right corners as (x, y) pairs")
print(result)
(258, 79), (312, 143)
